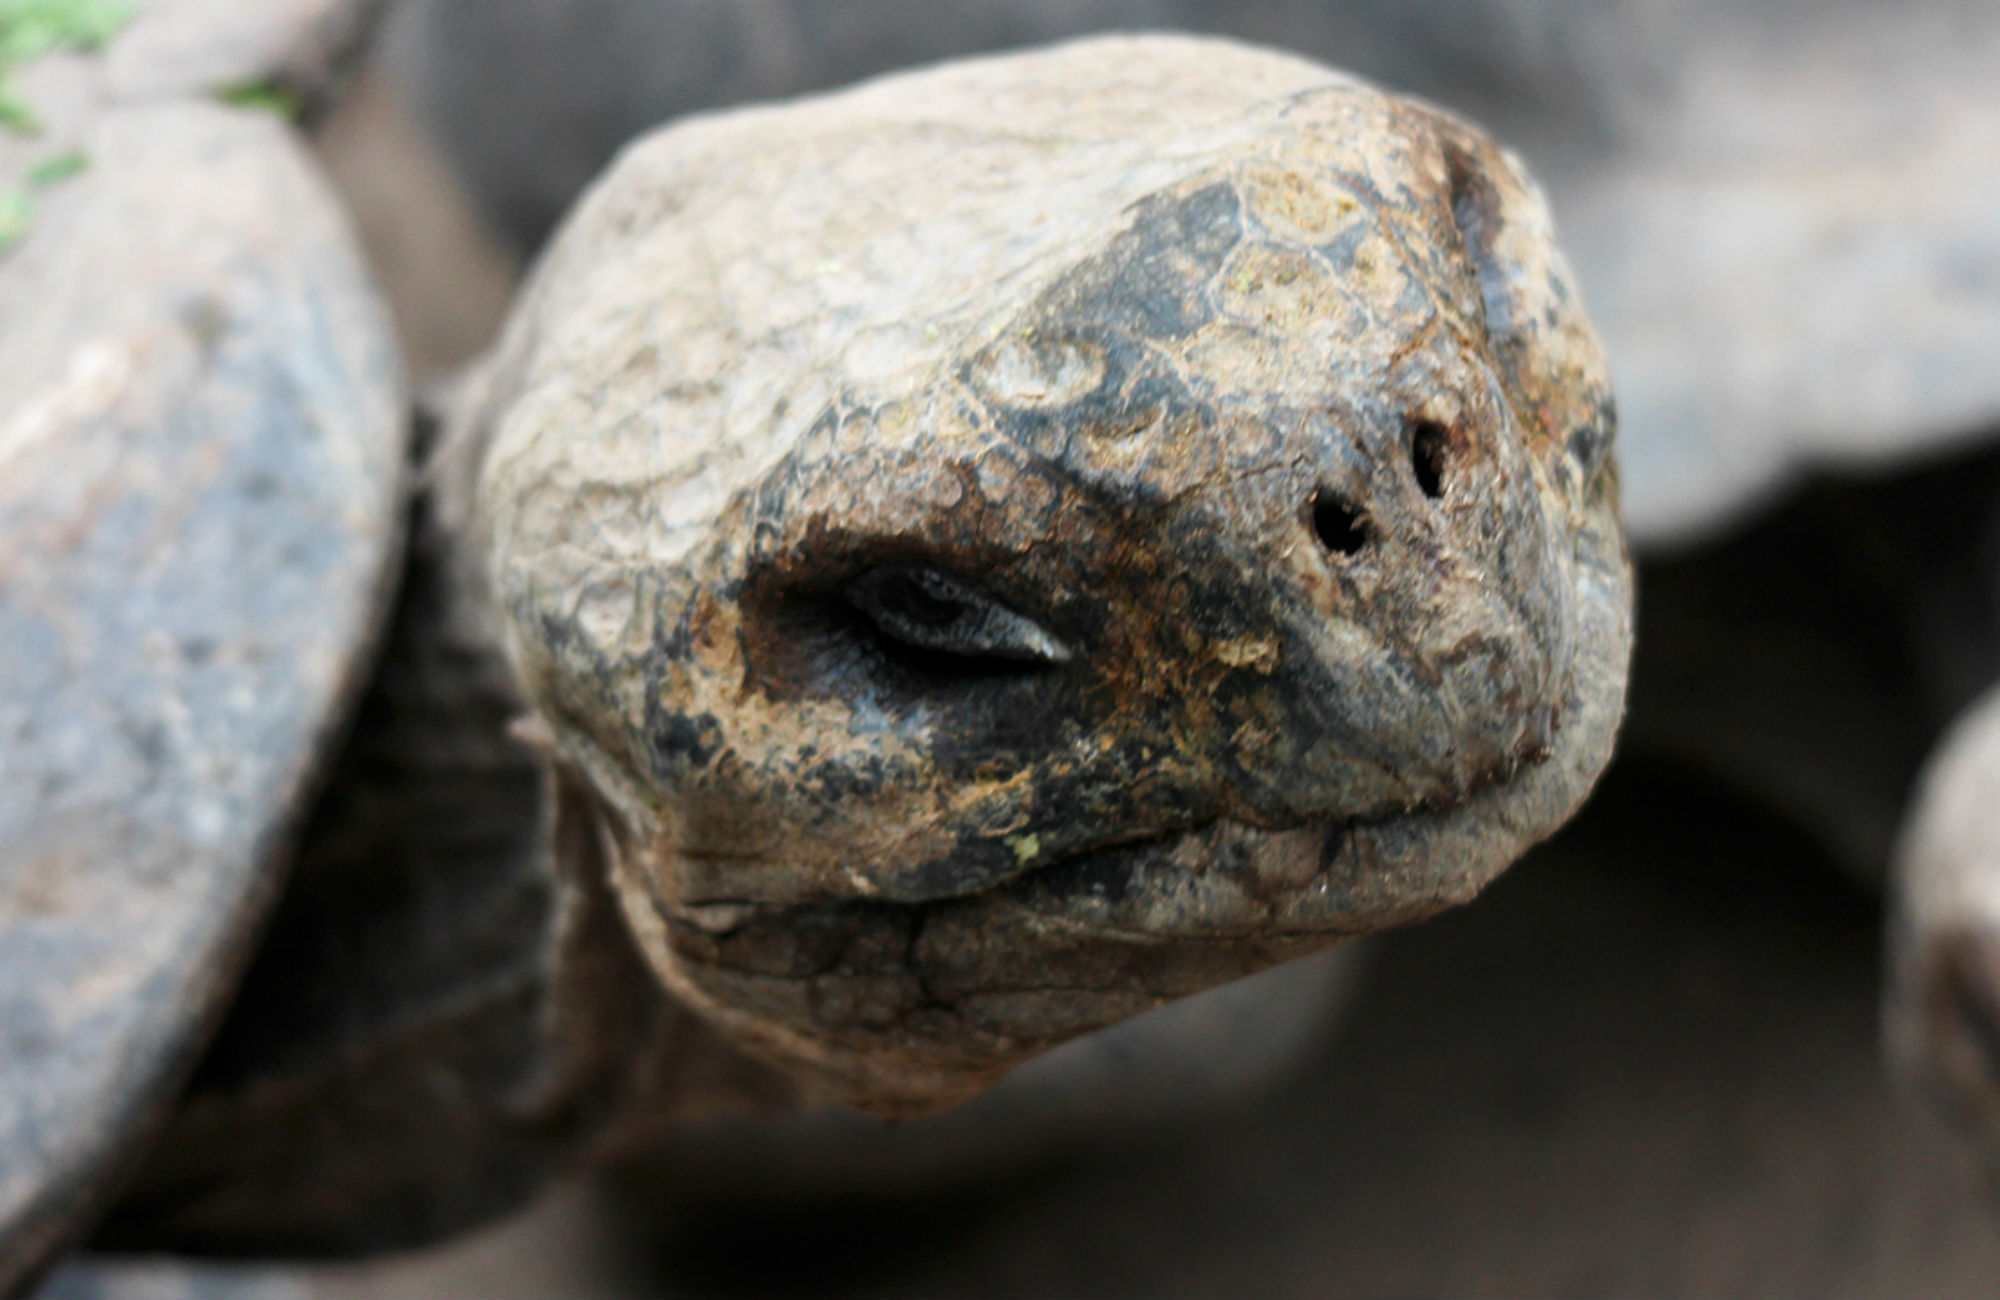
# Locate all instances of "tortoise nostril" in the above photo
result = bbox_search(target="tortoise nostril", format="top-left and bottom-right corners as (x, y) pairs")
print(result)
(1411, 419), (1449, 500)
(1312, 490), (1368, 557)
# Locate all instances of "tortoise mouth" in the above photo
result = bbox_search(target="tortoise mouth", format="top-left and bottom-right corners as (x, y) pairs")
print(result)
(633, 798), (1456, 1116)
(670, 815), (1324, 933)
(669, 727), (1559, 926)
(633, 814), (1354, 1114)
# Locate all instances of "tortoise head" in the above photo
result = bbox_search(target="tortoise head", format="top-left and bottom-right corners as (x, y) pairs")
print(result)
(465, 39), (1630, 1114)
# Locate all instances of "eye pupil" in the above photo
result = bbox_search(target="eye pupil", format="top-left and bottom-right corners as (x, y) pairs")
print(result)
(844, 563), (1072, 668)
(879, 572), (966, 628)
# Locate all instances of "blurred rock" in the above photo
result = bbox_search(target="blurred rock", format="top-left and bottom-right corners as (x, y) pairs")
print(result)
(311, 45), (520, 381)
(101, 0), (384, 102)
(0, 7), (404, 1284)
(4, 0), (379, 122)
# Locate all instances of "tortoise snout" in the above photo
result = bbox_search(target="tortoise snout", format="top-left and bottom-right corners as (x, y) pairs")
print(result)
(1306, 416), (1455, 559)
(1170, 394), (1577, 823)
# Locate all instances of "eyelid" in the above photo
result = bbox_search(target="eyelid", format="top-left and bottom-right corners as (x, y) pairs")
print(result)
(846, 565), (1072, 665)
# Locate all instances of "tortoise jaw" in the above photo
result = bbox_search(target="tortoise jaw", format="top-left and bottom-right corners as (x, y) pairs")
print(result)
(616, 758), (1542, 1115)
(665, 732), (1540, 932)
(664, 715), (1569, 918)
(617, 817), (1341, 1115)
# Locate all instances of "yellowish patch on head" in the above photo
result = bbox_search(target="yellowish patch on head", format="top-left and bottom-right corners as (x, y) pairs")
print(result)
(1214, 635), (1281, 672)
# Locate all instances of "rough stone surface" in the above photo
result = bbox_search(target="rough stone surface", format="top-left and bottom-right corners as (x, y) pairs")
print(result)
(455, 34), (1631, 1113)
(0, 96), (403, 1292)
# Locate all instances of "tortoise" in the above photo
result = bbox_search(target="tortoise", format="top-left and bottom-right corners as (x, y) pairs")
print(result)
(393, 0), (2000, 1210)
(0, 18), (1633, 1289)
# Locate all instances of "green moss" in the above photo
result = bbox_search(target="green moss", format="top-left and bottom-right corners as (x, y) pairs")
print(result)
(0, 0), (135, 135)
(0, 80), (30, 131)
(27, 145), (82, 183)
(0, 183), (30, 249)
(0, 145), (85, 253)
(0, 0), (128, 251)
(216, 79), (302, 121)
(0, 0), (132, 60)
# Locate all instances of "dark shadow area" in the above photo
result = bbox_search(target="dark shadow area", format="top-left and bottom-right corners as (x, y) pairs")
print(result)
(1627, 437), (2000, 879)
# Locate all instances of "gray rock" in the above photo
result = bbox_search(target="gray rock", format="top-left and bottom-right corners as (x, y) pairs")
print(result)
(0, 85), (403, 1300)
(100, 0), (385, 102)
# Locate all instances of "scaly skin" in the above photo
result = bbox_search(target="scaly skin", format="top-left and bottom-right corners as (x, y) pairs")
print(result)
(454, 35), (1632, 1113)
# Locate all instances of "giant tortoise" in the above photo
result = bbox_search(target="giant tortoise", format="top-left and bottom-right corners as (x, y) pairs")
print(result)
(0, 19), (1633, 1290)
(390, 0), (2000, 1205)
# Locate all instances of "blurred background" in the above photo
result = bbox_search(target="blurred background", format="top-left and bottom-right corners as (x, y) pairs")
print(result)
(34, 0), (2000, 1293)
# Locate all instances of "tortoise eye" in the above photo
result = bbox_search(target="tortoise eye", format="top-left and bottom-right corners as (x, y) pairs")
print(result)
(846, 565), (1071, 666)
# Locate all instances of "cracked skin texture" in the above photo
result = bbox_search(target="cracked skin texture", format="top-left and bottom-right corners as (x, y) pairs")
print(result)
(450, 34), (1633, 1115)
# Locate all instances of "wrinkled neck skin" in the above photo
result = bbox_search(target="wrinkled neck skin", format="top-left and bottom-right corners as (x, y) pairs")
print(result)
(452, 37), (1635, 1117)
